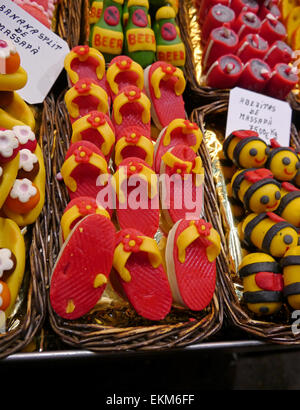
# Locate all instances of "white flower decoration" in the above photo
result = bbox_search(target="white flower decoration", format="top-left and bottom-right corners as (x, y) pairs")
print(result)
(0, 130), (19, 159)
(10, 178), (37, 203)
(0, 248), (14, 278)
(12, 125), (35, 146)
(19, 149), (38, 172)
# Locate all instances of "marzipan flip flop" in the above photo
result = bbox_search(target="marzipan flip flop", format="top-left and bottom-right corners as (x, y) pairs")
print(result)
(144, 61), (186, 130)
(114, 126), (154, 167)
(154, 118), (203, 174)
(50, 213), (116, 320)
(159, 144), (204, 231)
(64, 78), (109, 123)
(60, 196), (111, 242)
(106, 55), (144, 101)
(165, 218), (221, 311)
(112, 85), (151, 140)
(112, 157), (159, 237)
(111, 228), (173, 320)
(60, 141), (113, 214)
(71, 110), (115, 161)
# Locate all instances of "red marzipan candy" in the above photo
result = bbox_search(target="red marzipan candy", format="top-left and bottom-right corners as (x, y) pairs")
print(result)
(50, 213), (116, 320)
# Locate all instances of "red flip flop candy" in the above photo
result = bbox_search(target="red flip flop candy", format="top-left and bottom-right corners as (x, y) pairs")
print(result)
(144, 61), (186, 130)
(154, 118), (203, 174)
(165, 219), (221, 311)
(159, 144), (205, 231)
(106, 55), (145, 102)
(60, 196), (111, 242)
(111, 228), (173, 321)
(70, 111), (115, 162)
(112, 157), (159, 237)
(64, 45), (111, 103)
(50, 213), (116, 320)
(60, 141), (113, 215)
(111, 85), (151, 140)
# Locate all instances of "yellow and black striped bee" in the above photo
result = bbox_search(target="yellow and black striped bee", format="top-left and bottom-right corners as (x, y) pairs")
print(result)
(240, 212), (299, 258)
(223, 130), (269, 169)
(239, 252), (283, 315)
(230, 168), (281, 214)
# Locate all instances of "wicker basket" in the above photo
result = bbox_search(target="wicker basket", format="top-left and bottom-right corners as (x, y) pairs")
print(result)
(0, 98), (54, 359)
(43, 89), (225, 352)
(191, 99), (300, 345)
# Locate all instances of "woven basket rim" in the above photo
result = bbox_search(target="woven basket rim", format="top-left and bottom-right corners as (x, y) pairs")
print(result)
(192, 98), (300, 345)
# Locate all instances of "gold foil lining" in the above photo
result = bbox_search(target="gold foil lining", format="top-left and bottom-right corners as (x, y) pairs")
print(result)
(187, 0), (203, 85)
(202, 118), (244, 301)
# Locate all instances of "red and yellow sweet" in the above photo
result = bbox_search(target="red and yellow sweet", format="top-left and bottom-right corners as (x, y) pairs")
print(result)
(50, 213), (116, 320)
(60, 141), (112, 209)
(144, 61), (186, 131)
(64, 78), (109, 123)
(64, 45), (106, 87)
(240, 211), (299, 258)
(111, 228), (173, 320)
(239, 252), (283, 315)
(281, 246), (300, 310)
(70, 110), (115, 161)
(112, 157), (159, 237)
(112, 85), (151, 139)
(223, 130), (269, 169)
(0, 38), (35, 130)
(0, 217), (25, 317)
(165, 218), (221, 311)
(276, 182), (300, 228)
(154, 118), (203, 174)
(106, 55), (145, 101)
(60, 196), (111, 242)
(159, 144), (204, 231)
(229, 168), (281, 214)
(114, 127), (154, 167)
(265, 139), (300, 182)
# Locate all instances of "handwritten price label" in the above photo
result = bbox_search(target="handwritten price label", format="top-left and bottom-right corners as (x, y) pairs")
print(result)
(226, 87), (292, 147)
(0, 0), (70, 104)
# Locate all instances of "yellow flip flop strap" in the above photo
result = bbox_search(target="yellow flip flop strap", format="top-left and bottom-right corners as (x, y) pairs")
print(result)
(64, 84), (109, 119)
(162, 151), (193, 173)
(61, 204), (110, 240)
(113, 91), (151, 125)
(113, 236), (163, 282)
(61, 152), (108, 193)
(177, 222), (221, 264)
(112, 164), (157, 203)
(64, 48), (106, 85)
(71, 116), (115, 156)
(106, 60), (144, 96)
(150, 66), (186, 100)
(114, 135), (154, 166)
(162, 119), (202, 152)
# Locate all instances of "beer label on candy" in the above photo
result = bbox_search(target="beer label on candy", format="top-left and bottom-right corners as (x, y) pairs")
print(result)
(0, 0), (70, 104)
(226, 87), (292, 147)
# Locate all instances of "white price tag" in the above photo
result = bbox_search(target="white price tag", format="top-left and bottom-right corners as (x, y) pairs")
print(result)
(0, 0), (70, 104)
(226, 87), (292, 147)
